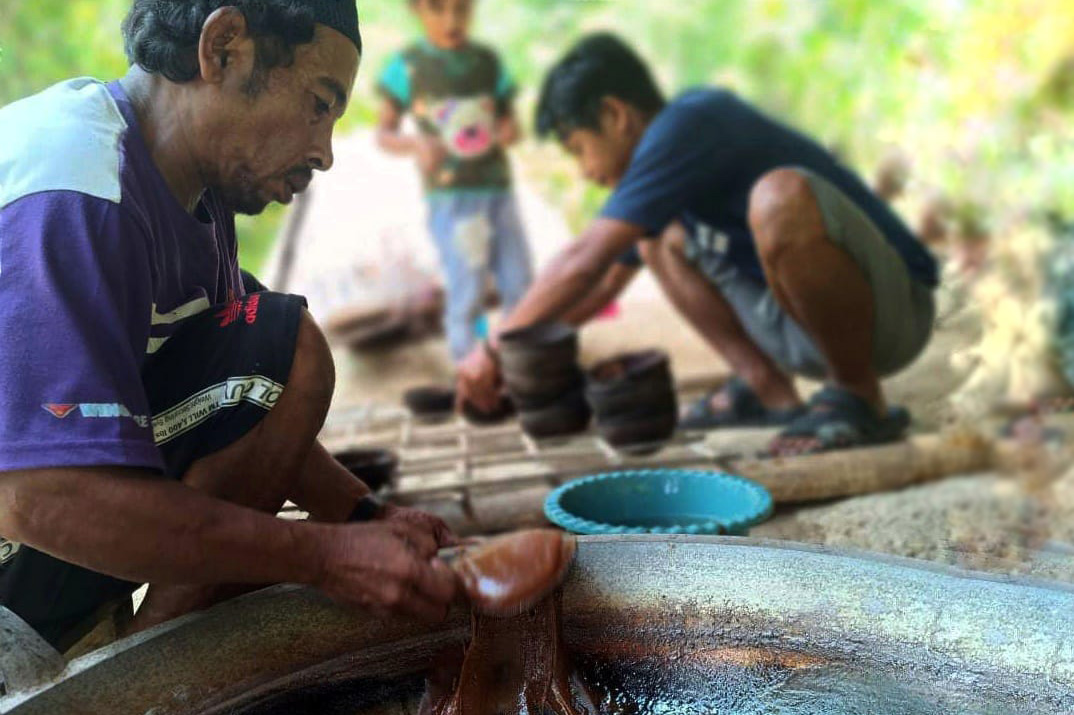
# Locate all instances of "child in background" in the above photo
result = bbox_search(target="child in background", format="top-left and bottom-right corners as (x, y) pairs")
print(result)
(376, 0), (533, 364)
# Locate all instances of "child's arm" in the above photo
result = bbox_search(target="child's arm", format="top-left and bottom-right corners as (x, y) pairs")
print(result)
(376, 99), (446, 177)
(493, 52), (521, 147)
(375, 98), (412, 156)
(496, 106), (522, 148)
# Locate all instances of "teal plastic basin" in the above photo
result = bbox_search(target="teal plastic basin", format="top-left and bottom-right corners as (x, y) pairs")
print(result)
(544, 469), (773, 536)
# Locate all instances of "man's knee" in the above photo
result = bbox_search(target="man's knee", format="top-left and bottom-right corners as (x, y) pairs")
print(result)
(748, 168), (823, 264)
(287, 311), (335, 413)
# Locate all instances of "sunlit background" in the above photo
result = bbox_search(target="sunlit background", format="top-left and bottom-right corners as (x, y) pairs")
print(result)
(4, 0), (1073, 274)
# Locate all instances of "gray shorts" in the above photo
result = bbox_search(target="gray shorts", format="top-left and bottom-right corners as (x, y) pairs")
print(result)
(687, 169), (935, 380)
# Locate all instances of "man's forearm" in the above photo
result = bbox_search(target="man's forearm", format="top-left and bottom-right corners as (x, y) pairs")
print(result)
(495, 219), (643, 340)
(560, 264), (638, 326)
(290, 441), (370, 523)
(0, 467), (326, 587)
(496, 245), (605, 337)
(559, 287), (608, 327)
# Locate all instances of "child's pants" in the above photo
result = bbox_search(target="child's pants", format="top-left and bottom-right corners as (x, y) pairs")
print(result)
(426, 191), (533, 362)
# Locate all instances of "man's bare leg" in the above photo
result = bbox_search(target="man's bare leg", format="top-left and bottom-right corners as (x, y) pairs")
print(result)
(642, 223), (800, 410)
(748, 168), (882, 410)
(290, 442), (371, 523)
(127, 311), (353, 632)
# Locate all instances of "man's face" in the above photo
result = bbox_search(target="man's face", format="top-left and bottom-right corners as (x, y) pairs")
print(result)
(194, 24), (359, 215)
(561, 126), (634, 189)
(413, 0), (473, 50)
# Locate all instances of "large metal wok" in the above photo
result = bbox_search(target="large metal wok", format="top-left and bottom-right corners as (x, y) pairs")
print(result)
(2, 537), (1072, 714)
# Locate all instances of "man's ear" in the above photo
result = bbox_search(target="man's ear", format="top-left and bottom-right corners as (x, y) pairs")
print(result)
(600, 96), (631, 137)
(197, 7), (255, 84)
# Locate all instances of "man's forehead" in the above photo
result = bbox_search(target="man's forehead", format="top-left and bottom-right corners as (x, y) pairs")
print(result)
(297, 24), (361, 104)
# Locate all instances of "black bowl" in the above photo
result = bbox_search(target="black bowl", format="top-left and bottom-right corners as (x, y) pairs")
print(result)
(500, 345), (579, 375)
(587, 350), (675, 413)
(504, 369), (586, 407)
(518, 389), (592, 439)
(596, 411), (678, 452)
(499, 321), (577, 349)
(499, 322), (579, 373)
(403, 385), (456, 417)
(333, 448), (399, 492)
(586, 350), (677, 451)
(587, 350), (672, 393)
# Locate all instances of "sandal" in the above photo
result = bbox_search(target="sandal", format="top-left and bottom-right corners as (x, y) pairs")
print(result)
(680, 377), (805, 431)
(767, 386), (910, 457)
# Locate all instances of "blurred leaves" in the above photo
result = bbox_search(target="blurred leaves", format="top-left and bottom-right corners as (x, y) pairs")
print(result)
(0, 0), (128, 101)
(3, 0), (1074, 268)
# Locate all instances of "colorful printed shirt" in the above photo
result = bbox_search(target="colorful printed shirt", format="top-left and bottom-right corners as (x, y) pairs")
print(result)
(378, 40), (516, 193)
(0, 78), (244, 473)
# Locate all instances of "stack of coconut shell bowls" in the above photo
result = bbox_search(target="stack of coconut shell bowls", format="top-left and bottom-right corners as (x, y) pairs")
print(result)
(585, 349), (678, 451)
(499, 322), (592, 438)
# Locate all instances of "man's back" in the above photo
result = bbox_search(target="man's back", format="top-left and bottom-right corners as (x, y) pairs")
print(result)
(603, 88), (938, 287)
(0, 78), (241, 475)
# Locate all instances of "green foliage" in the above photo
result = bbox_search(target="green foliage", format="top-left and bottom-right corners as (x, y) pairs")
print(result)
(0, 0), (128, 101)
(3, 0), (1073, 267)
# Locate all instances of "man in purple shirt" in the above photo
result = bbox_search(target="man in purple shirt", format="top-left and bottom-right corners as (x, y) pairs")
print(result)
(0, 0), (456, 651)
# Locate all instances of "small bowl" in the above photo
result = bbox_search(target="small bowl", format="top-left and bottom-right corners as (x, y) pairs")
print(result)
(596, 411), (678, 453)
(499, 322), (579, 374)
(505, 370), (586, 409)
(333, 448), (399, 492)
(403, 385), (456, 417)
(586, 350), (677, 450)
(544, 469), (772, 536)
(518, 389), (592, 439)
(499, 321), (577, 349)
(587, 349), (671, 387)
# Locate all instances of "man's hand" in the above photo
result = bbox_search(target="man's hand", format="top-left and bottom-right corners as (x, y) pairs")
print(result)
(315, 521), (458, 623)
(381, 503), (457, 549)
(415, 134), (448, 178)
(456, 343), (502, 414)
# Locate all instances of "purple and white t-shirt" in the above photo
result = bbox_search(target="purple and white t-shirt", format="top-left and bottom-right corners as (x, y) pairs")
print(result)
(0, 78), (244, 473)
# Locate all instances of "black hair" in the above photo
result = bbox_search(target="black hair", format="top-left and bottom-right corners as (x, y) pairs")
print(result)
(536, 32), (666, 141)
(122, 1), (328, 90)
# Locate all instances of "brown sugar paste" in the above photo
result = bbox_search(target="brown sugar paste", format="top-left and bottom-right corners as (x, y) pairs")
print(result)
(421, 530), (597, 715)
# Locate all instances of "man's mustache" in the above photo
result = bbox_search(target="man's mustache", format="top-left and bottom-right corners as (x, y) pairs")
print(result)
(286, 167), (314, 192)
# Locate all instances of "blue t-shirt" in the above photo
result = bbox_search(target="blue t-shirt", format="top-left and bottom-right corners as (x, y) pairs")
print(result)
(603, 89), (938, 287)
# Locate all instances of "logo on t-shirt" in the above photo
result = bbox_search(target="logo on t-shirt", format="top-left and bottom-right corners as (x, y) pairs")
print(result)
(41, 403), (78, 419)
(41, 402), (149, 428)
(215, 294), (261, 327)
(427, 96), (497, 160)
(695, 222), (730, 256)
(0, 538), (20, 566)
